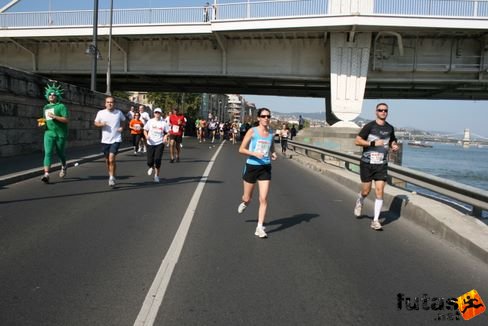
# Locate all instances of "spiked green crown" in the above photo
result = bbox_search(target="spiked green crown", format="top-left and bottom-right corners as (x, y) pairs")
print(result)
(44, 83), (63, 102)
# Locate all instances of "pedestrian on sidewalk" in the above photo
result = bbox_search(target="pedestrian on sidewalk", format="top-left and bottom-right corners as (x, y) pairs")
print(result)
(237, 107), (277, 238)
(39, 83), (70, 183)
(144, 108), (169, 183)
(94, 96), (126, 187)
(354, 102), (399, 230)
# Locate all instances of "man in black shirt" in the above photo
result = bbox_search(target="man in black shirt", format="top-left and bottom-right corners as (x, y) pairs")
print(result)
(354, 103), (399, 230)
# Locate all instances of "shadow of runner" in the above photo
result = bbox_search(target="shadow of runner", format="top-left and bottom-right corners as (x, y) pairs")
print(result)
(381, 195), (408, 226)
(246, 213), (320, 234)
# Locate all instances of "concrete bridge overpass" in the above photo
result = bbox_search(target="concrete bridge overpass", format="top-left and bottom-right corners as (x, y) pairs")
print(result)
(1, 0), (488, 125)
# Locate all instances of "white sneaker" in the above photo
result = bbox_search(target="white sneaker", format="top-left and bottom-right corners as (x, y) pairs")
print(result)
(41, 174), (49, 184)
(108, 177), (116, 187)
(59, 166), (67, 178)
(254, 226), (268, 238)
(154, 176), (160, 183)
(147, 167), (153, 176)
(237, 202), (247, 214)
(354, 199), (362, 217)
(370, 220), (382, 230)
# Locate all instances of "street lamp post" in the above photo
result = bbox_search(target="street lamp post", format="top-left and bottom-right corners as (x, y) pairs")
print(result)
(106, 0), (113, 95)
(90, 0), (99, 92)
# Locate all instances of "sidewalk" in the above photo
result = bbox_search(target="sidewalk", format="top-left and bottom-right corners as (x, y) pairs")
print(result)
(0, 143), (132, 187)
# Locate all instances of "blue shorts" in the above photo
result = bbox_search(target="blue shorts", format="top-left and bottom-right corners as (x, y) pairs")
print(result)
(102, 142), (121, 157)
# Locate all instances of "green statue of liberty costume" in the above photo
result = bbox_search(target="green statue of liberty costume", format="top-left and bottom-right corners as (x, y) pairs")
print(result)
(40, 83), (70, 183)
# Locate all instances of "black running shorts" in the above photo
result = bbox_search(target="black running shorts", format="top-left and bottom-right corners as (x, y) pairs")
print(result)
(359, 161), (388, 182)
(169, 134), (183, 143)
(242, 164), (272, 184)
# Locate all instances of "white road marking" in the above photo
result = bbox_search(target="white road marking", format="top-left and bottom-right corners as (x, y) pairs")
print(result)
(134, 141), (225, 326)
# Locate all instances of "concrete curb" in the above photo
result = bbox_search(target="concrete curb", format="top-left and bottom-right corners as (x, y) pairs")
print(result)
(287, 151), (488, 265)
(0, 147), (132, 187)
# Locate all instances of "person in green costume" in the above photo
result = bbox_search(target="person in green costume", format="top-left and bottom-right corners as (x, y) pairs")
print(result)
(39, 83), (70, 183)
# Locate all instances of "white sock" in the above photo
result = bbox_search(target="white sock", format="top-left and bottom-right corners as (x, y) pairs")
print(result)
(374, 199), (383, 221)
(44, 172), (49, 176)
(357, 193), (365, 204)
(257, 223), (263, 228)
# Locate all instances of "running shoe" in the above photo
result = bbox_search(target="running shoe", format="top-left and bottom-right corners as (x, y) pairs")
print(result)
(108, 177), (116, 187)
(147, 167), (153, 176)
(59, 166), (67, 178)
(370, 220), (382, 230)
(237, 202), (247, 214)
(354, 199), (362, 217)
(170, 159), (174, 163)
(41, 174), (49, 184)
(176, 157), (180, 163)
(154, 176), (160, 183)
(254, 226), (268, 238)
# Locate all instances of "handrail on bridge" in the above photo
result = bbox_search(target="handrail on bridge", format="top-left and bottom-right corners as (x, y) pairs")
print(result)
(287, 140), (488, 218)
(1, 0), (488, 28)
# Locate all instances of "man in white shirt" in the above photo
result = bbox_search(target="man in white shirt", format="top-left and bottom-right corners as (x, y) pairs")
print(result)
(94, 96), (126, 187)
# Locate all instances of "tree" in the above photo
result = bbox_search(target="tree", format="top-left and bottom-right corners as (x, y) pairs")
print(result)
(112, 91), (131, 100)
(146, 92), (202, 119)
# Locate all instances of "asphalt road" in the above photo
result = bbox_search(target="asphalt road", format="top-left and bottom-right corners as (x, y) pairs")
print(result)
(1, 138), (487, 325)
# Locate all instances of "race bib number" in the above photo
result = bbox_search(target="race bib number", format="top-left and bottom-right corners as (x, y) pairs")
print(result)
(255, 140), (270, 157)
(370, 152), (384, 164)
(45, 108), (54, 120)
(134, 124), (141, 131)
(172, 125), (180, 133)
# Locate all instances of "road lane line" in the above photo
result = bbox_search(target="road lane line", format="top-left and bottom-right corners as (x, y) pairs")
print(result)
(134, 141), (225, 326)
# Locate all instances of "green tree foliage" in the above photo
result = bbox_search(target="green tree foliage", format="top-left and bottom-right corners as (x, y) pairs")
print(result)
(146, 92), (202, 119)
(112, 91), (131, 100)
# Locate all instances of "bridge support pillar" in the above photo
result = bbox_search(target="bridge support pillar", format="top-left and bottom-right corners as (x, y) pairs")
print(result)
(328, 32), (371, 127)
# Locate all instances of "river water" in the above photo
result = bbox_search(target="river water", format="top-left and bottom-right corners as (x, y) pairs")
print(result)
(402, 142), (488, 191)
(401, 142), (488, 218)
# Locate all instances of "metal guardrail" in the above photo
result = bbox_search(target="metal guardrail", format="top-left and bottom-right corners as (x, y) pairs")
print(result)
(1, 0), (488, 28)
(287, 140), (488, 218)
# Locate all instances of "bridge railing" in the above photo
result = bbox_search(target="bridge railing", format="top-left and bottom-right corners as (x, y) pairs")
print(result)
(216, 0), (328, 20)
(287, 140), (488, 218)
(374, 0), (488, 17)
(1, 0), (488, 28)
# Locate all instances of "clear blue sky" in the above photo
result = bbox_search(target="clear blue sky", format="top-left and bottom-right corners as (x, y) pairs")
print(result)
(2, 0), (488, 138)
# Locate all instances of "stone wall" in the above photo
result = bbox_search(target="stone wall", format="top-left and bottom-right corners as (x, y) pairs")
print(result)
(0, 66), (132, 157)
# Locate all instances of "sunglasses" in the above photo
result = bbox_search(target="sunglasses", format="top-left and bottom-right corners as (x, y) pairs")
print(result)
(259, 115), (271, 119)
(376, 109), (388, 113)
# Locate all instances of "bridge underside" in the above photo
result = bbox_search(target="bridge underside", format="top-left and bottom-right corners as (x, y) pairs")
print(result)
(2, 27), (488, 104)
(38, 72), (488, 100)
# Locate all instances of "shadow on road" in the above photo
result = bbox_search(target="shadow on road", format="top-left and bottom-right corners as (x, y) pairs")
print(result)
(0, 176), (223, 204)
(246, 213), (320, 234)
